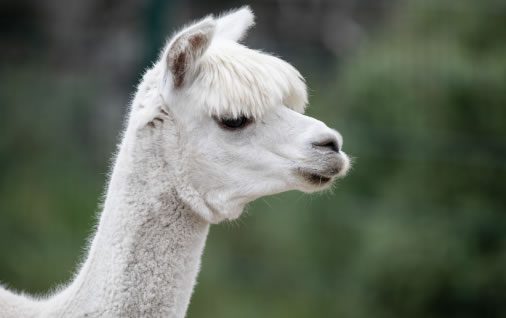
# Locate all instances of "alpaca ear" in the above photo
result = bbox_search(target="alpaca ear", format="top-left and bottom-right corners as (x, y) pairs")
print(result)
(164, 17), (216, 89)
(215, 6), (255, 42)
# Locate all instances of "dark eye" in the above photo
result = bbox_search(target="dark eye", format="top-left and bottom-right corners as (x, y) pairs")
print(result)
(217, 116), (251, 130)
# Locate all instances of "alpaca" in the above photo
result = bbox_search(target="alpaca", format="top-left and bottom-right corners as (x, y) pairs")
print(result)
(0, 6), (350, 318)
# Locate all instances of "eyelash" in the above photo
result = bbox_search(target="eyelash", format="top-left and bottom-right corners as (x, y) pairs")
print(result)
(215, 115), (253, 130)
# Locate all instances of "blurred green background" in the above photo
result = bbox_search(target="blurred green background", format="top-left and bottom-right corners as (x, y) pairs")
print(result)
(1, 0), (505, 317)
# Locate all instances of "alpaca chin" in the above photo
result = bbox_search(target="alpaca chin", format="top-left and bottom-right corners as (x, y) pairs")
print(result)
(203, 194), (246, 223)
(174, 182), (243, 224)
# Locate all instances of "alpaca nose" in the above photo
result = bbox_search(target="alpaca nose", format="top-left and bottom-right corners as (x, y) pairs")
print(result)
(312, 136), (340, 153)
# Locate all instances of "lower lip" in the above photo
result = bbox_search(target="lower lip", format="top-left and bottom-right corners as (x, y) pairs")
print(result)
(302, 172), (332, 185)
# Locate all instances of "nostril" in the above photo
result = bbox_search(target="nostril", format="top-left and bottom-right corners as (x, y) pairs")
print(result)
(312, 138), (340, 153)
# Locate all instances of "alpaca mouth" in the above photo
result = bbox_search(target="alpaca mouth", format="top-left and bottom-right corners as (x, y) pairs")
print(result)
(296, 169), (334, 186)
(305, 173), (332, 185)
(296, 155), (349, 187)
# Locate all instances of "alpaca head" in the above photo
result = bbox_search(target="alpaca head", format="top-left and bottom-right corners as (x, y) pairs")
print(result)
(147, 7), (350, 223)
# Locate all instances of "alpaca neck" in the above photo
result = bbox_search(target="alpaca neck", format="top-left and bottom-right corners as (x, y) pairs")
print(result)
(44, 124), (210, 317)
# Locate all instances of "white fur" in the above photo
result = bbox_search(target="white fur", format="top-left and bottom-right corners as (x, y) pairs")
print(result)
(1, 6), (350, 318)
(190, 38), (308, 118)
(215, 6), (255, 42)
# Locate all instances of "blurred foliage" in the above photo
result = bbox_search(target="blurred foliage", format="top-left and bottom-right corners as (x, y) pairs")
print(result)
(1, 0), (505, 318)
(0, 66), (105, 291)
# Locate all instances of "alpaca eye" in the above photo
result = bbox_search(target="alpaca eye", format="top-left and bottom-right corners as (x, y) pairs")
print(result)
(217, 116), (251, 130)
